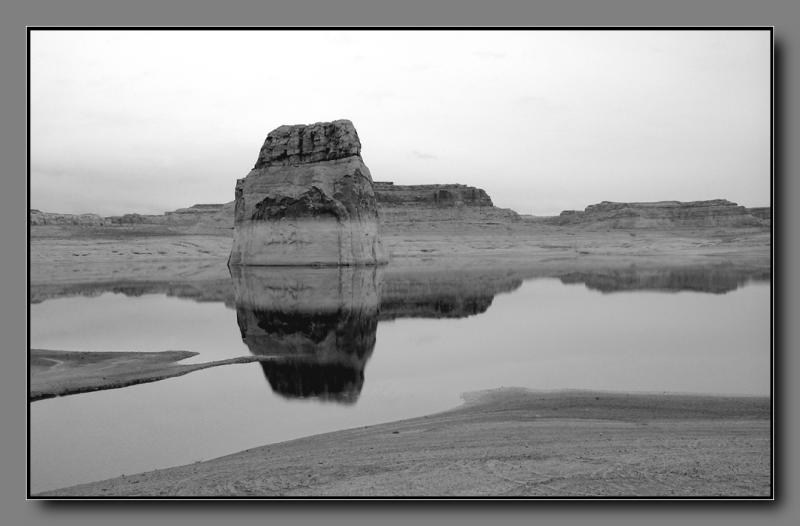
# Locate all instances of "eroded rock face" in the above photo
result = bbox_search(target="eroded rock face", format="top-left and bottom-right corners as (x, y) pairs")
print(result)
(373, 182), (494, 207)
(229, 120), (387, 266)
(550, 200), (767, 228)
(373, 182), (519, 225)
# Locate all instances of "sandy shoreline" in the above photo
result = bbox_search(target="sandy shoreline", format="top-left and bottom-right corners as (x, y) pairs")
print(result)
(37, 388), (770, 498)
(30, 224), (771, 286)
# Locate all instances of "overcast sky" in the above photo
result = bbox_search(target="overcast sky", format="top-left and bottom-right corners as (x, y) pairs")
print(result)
(30, 30), (771, 216)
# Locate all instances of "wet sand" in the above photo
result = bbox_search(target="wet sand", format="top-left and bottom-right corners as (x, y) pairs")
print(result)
(38, 388), (771, 497)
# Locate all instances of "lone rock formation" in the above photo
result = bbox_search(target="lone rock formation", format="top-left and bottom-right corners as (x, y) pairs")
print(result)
(228, 120), (387, 266)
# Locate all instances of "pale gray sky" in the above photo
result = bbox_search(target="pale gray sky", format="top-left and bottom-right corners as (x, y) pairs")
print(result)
(30, 30), (771, 216)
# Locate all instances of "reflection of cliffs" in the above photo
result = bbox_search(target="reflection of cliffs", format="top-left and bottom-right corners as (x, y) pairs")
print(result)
(379, 270), (523, 320)
(32, 269), (525, 320)
(29, 279), (237, 306)
(559, 265), (770, 294)
(231, 266), (381, 404)
(30, 263), (770, 312)
(229, 266), (526, 402)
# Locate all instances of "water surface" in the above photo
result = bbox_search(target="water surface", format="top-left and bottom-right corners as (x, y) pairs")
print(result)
(30, 265), (770, 493)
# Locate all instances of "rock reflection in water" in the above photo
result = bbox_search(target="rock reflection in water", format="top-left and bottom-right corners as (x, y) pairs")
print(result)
(379, 270), (522, 320)
(559, 265), (770, 294)
(230, 266), (382, 404)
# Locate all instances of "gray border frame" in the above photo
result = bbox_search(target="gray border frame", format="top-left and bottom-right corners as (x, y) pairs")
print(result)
(3, 0), (796, 524)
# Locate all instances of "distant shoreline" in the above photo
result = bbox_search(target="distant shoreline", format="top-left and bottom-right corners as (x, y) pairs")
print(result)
(30, 222), (771, 287)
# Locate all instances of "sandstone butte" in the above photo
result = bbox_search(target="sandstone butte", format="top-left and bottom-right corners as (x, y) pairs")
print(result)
(228, 120), (387, 266)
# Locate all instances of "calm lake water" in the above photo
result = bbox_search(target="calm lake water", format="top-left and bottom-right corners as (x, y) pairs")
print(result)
(29, 266), (771, 493)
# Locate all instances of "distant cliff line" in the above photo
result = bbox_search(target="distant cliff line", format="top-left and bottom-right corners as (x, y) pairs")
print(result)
(30, 183), (770, 229)
(540, 199), (770, 228)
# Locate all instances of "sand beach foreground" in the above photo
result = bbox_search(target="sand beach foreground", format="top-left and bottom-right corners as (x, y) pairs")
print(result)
(38, 388), (770, 498)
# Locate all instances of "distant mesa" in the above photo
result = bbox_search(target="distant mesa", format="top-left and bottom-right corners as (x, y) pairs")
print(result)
(548, 200), (768, 228)
(373, 182), (493, 207)
(228, 119), (387, 266)
(374, 181), (520, 224)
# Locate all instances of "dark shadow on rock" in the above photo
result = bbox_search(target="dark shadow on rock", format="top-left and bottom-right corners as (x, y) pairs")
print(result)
(559, 264), (771, 294)
(231, 266), (382, 404)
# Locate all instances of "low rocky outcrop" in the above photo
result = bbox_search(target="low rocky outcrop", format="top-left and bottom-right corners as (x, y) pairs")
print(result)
(228, 120), (386, 266)
(373, 182), (493, 207)
(29, 210), (109, 226)
(549, 200), (767, 228)
(374, 181), (519, 225)
(164, 203), (230, 226)
(107, 213), (159, 225)
(30, 204), (232, 231)
(106, 203), (234, 233)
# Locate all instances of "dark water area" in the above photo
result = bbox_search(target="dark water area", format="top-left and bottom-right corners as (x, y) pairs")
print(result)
(29, 264), (771, 493)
